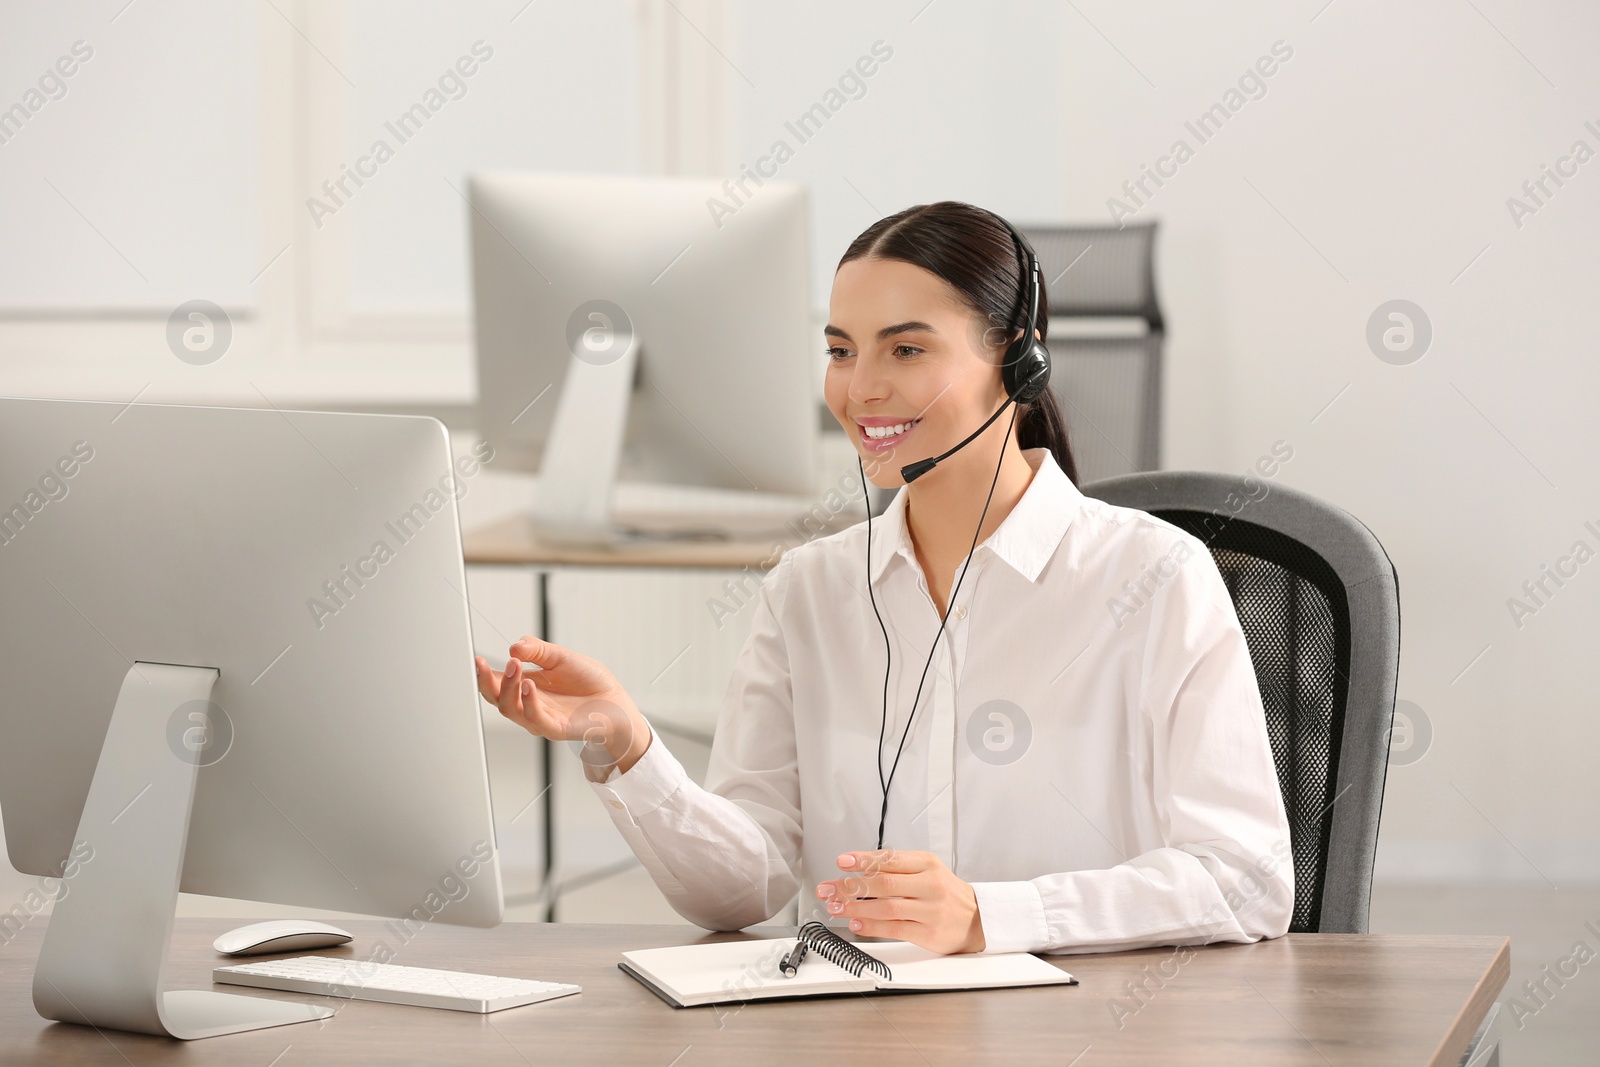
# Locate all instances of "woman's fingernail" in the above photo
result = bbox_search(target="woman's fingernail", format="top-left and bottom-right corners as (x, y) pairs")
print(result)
(838, 854), (856, 869)
(827, 900), (843, 914)
(849, 920), (862, 931)
(522, 681), (533, 698)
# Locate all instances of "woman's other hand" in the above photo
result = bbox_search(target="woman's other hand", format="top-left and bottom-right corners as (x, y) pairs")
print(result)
(815, 849), (986, 954)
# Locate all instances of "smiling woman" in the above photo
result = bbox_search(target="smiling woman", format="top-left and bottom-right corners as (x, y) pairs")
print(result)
(826, 202), (1077, 486)
(822, 203), (1078, 625)
(476, 201), (1295, 961)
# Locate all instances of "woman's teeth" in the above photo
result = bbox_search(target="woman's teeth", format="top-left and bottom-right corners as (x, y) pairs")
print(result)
(864, 419), (920, 439)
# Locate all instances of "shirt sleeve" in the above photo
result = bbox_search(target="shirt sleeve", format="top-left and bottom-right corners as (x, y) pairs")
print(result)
(586, 550), (802, 932)
(970, 529), (1296, 955)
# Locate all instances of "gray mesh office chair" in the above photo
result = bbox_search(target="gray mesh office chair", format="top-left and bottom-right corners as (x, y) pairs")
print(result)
(1079, 471), (1400, 934)
(1022, 222), (1163, 482)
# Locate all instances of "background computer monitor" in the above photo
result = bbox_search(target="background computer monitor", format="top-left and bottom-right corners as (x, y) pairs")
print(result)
(467, 171), (819, 545)
(0, 397), (502, 1037)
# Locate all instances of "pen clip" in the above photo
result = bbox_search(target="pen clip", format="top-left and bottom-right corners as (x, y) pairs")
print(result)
(778, 938), (807, 978)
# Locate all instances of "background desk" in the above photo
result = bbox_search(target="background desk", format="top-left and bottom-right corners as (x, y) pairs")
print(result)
(2, 918), (1507, 1065)
(463, 507), (857, 920)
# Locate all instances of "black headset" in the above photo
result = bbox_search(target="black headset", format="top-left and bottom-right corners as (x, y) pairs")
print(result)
(896, 218), (1051, 483)
(856, 212), (1053, 850)
(997, 220), (1053, 403)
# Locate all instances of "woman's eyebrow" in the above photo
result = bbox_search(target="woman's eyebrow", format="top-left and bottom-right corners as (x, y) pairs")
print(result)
(823, 321), (937, 343)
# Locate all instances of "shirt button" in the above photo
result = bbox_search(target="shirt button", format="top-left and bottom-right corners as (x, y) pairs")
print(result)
(953, 604), (967, 620)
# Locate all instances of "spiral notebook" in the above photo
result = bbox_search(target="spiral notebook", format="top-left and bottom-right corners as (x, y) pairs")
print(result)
(619, 922), (1077, 1008)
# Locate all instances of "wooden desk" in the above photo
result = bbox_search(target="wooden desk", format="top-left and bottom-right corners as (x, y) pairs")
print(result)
(463, 507), (857, 569)
(1, 918), (1507, 1065)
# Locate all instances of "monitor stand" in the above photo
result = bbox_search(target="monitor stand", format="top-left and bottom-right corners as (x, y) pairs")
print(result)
(32, 662), (333, 1039)
(528, 338), (644, 547)
(529, 343), (830, 548)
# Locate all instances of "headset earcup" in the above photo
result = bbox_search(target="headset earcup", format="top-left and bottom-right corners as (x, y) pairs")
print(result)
(1005, 339), (1052, 404)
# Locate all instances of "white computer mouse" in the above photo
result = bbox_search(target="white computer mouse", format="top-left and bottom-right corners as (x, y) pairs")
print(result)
(213, 919), (356, 957)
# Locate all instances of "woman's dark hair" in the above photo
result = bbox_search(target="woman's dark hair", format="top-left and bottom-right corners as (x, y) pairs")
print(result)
(837, 201), (1078, 485)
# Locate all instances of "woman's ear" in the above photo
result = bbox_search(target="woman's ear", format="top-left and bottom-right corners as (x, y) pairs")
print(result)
(975, 320), (1017, 368)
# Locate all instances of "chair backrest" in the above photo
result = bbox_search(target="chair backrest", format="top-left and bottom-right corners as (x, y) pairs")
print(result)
(1020, 223), (1164, 481)
(1022, 222), (1164, 325)
(1079, 470), (1401, 934)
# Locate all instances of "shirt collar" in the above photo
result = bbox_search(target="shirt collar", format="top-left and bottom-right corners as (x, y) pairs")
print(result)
(867, 447), (1082, 585)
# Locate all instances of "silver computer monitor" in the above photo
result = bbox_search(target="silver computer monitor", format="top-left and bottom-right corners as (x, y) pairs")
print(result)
(0, 397), (502, 1039)
(467, 170), (819, 546)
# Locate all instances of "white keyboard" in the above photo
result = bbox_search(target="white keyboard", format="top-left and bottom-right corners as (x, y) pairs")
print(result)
(213, 955), (581, 1014)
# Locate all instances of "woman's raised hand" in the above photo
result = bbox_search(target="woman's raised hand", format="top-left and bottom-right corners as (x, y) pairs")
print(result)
(474, 636), (652, 779)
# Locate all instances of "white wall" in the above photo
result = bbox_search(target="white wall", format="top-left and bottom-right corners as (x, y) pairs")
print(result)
(1, 0), (1595, 887)
(1039, 0), (1600, 882)
(710, 0), (1600, 882)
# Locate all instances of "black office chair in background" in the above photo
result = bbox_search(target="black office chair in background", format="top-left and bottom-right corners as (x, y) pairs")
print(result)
(1022, 221), (1164, 484)
(1079, 470), (1401, 934)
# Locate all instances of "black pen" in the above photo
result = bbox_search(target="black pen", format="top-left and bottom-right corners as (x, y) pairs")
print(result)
(778, 939), (807, 978)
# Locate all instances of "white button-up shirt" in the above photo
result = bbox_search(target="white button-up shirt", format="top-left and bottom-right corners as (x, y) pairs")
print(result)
(589, 446), (1295, 955)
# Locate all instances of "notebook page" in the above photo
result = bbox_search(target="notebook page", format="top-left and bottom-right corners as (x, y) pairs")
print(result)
(860, 941), (1078, 991)
(622, 937), (878, 1006)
